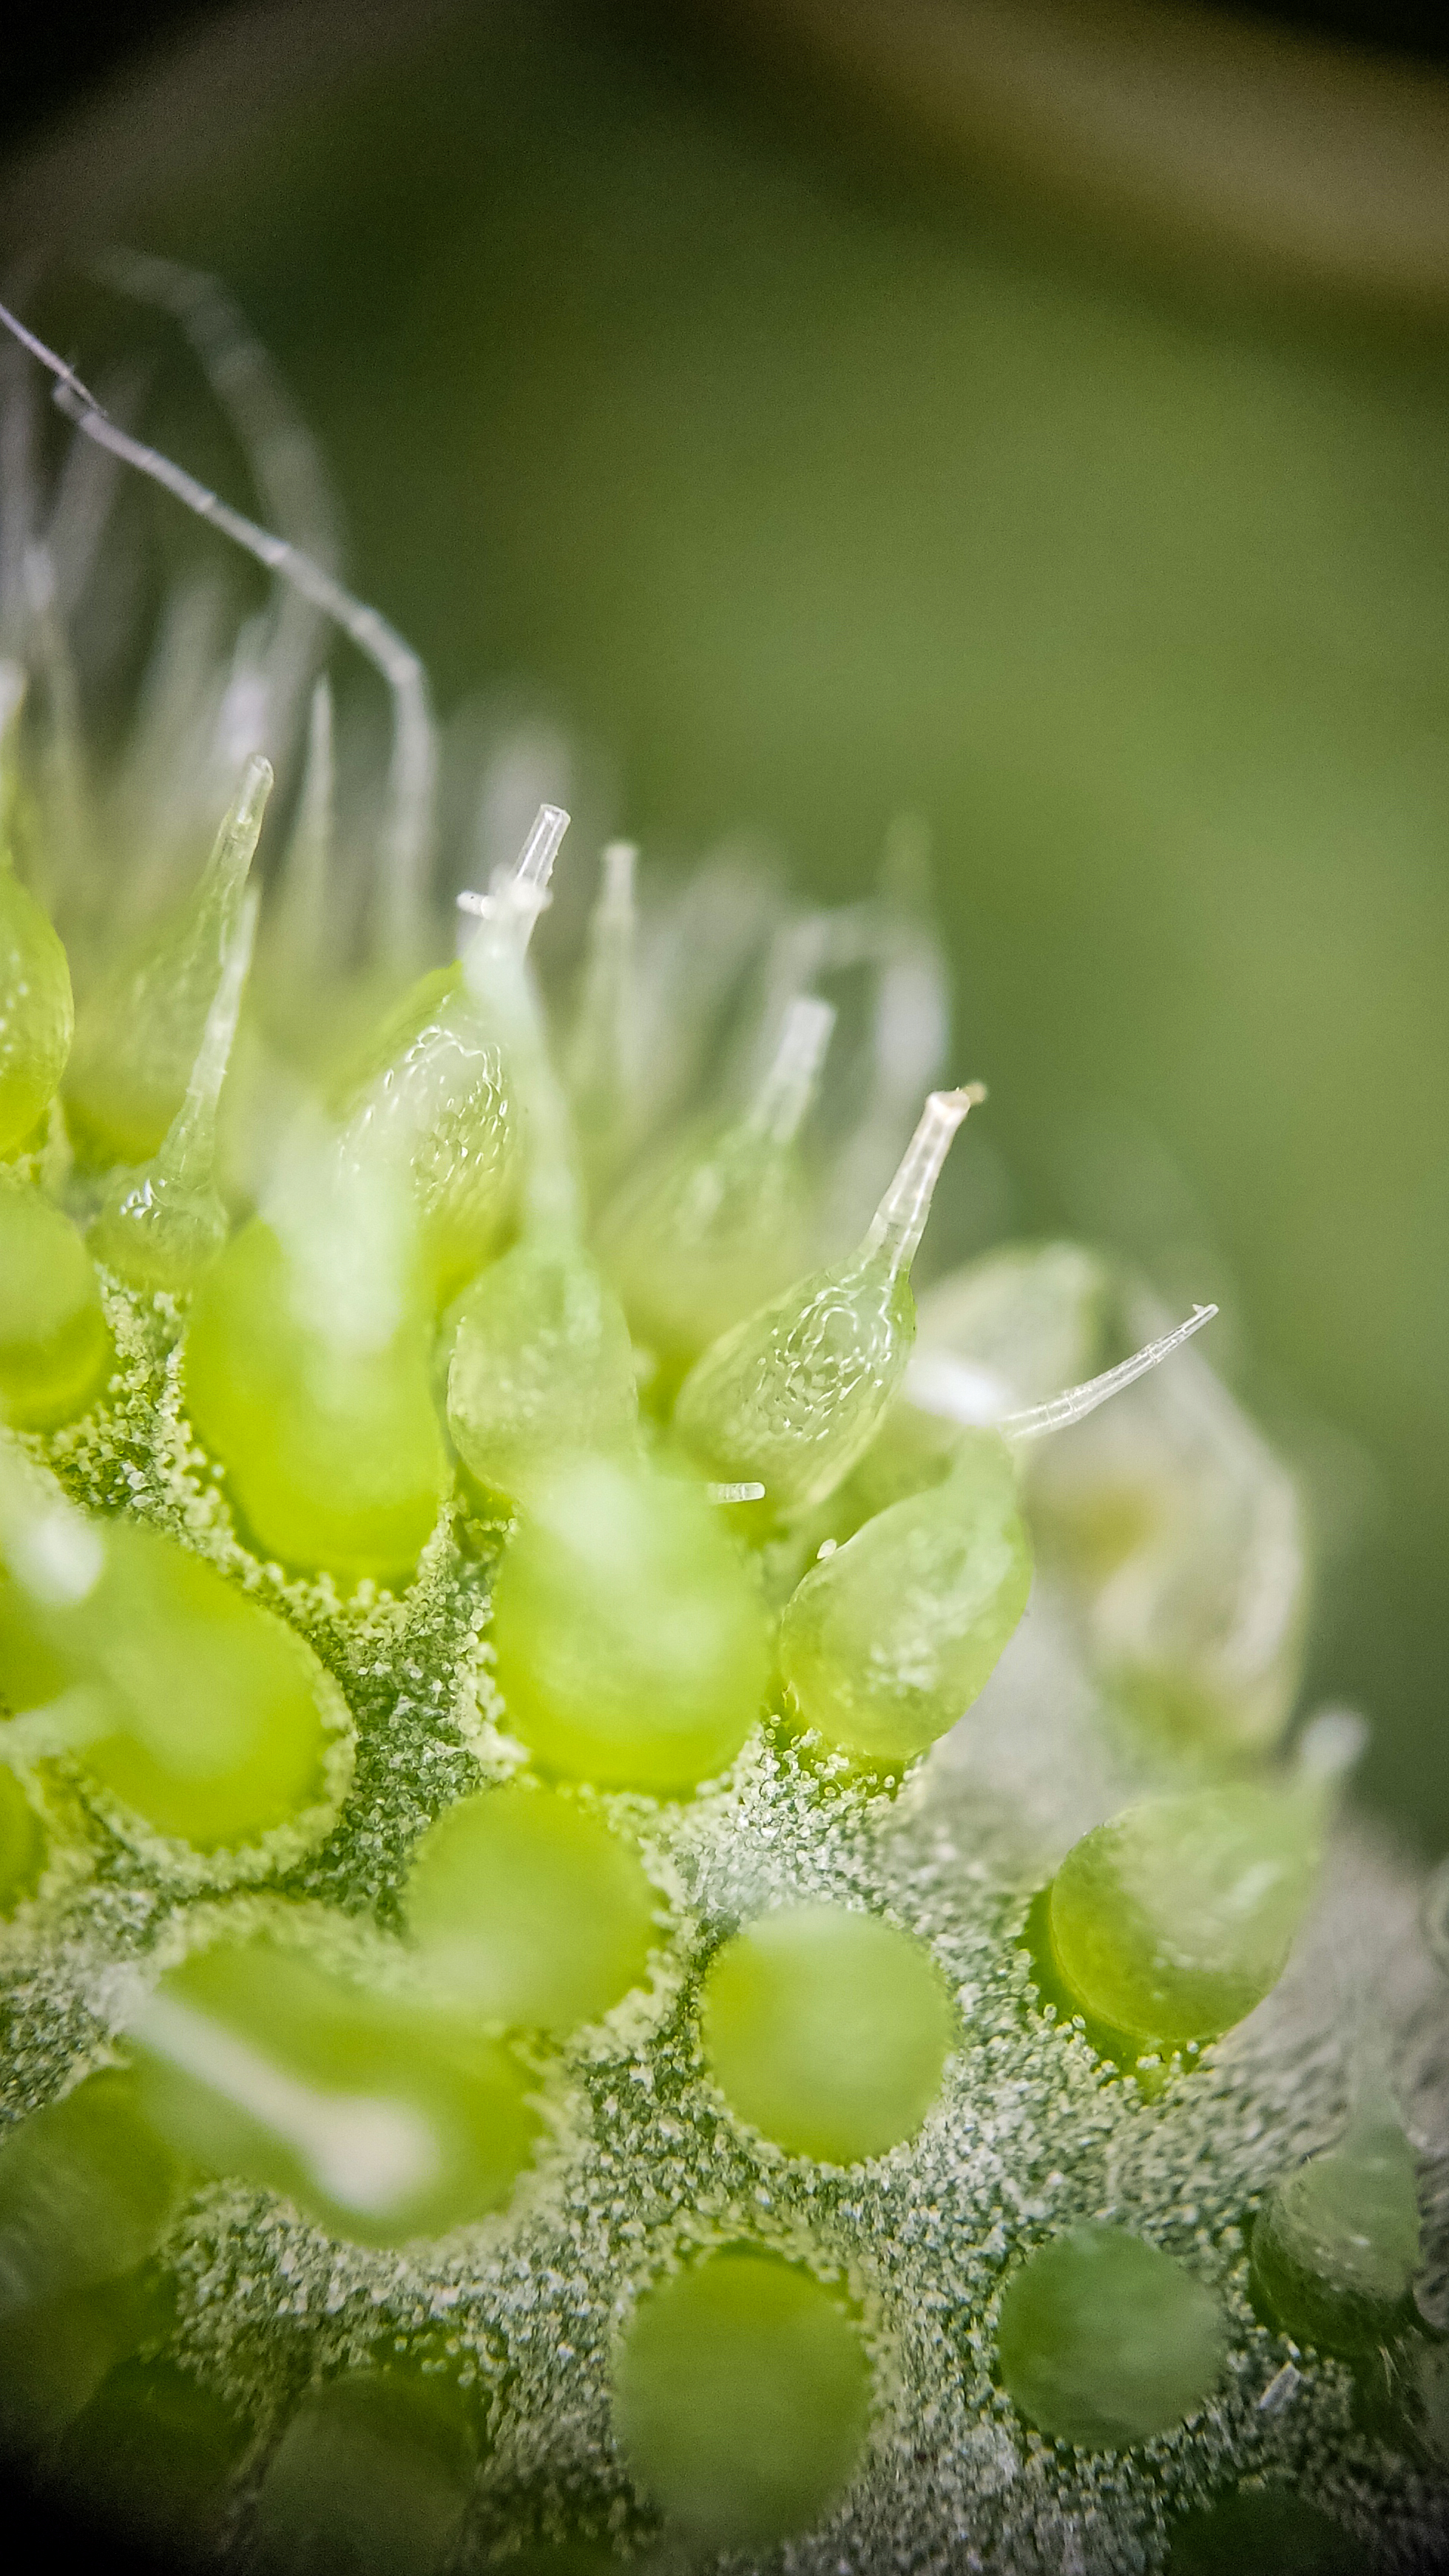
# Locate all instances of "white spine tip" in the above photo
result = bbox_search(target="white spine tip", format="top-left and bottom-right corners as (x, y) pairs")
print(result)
(707, 1481), (766, 1505)
(866, 1082), (984, 1276)
(601, 840), (638, 905)
(512, 801), (570, 896)
(753, 993), (837, 1144)
(1294, 1705), (1370, 1790)
(232, 751), (274, 834)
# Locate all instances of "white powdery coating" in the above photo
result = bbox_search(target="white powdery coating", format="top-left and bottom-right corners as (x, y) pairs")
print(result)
(0, 1294), (1444, 2574)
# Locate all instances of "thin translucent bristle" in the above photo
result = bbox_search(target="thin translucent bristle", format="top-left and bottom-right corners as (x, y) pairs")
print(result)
(863, 1083), (984, 1278)
(564, 835), (641, 1193)
(213, 751), (273, 884)
(510, 800), (571, 897)
(0, 297), (104, 417)
(997, 1302), (1217, 1441)
(600, 837), (638, 908)
(0, 300), (436, 962)
(20, 539), (89, 893)
(749, 994), (836, 1147)
(98, 249), (341, 571)
(164, 883), (257, 1181)
(458, 802), (571, 947)
(271, 676), (333, 975)
(38, 355), (143, 622)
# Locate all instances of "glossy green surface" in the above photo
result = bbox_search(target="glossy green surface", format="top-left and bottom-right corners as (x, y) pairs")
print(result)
(92, 1163), (231, 1295)
(338, 962), (518, 1309)
(445, 1236), (638, 1515)
(253, 2367), (478, 2576)
(614, 2249), (871, 2549)
(0, 866), (72, 1158)
(1048, 1784), (1320, 2048)
(89, 883), (256, 1296)
(780, 1429), (1032, 1761)
(1, 1509), (339, 1852)
(601, 1111), (817, 1406)
(1166, 2488), (1357, 2576)
(0, 1175), (113, 1429)
(129, 1932), (539, 2245)
(405, 1784), (658, 2034)
(700, 1902), (952, 2162)
(1250, 2110), (1422, 2354)
(185, 1215), (447, 1585)
(996, 2223), (1228, 2447)
(0, 2071), (183, 2314)
(674, 1249), (914, 1526)
(489, 1457), (770, 1790)
(53, 2353), (253, 2549)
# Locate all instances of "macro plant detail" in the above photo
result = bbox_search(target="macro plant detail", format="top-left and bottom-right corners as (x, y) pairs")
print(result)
(0, 269), (1445, 2576)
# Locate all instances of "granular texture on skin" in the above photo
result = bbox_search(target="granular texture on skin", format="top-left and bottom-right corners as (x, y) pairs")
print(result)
(5, 1317), (1447, 2569)
(0, 277), (1445, 2575)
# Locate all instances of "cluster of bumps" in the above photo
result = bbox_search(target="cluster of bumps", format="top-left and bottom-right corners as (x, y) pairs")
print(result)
(0, 265), (1446, 2576)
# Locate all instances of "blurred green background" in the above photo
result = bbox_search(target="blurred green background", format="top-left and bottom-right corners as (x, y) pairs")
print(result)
(4, 1), (1447, 1846)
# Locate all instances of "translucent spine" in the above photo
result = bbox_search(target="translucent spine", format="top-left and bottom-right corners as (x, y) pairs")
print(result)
(564, 837), (638, 1196)
(0, 663), (73, 1156)
(774, 1304), (1223, 1776)
(90, 886), (257, 1292)
(672, 1084), (980, 1523)
(750, 993), (837, 1149)
(905, 1300), (1219, 1438)
(342, 803), (570, 1307)
(64, 754), (271, 1167)
(601, 993), (835, 1403)
(444, 812), (638, 1508)
(262, 676), (334, 1048)
(444, 812), (641, 1512)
